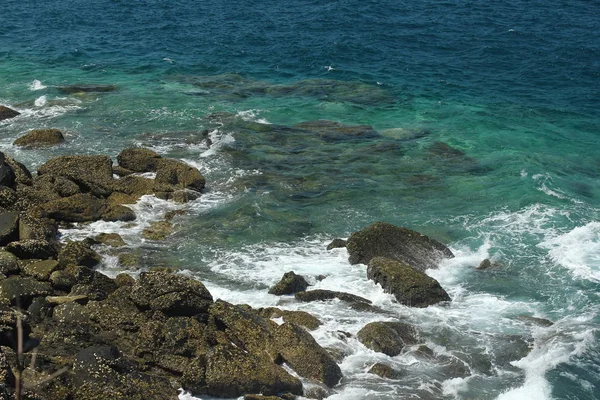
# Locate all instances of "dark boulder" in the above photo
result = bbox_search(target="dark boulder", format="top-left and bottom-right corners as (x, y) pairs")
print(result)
(295, 289), (371, 305)
(0, 211), (19, 245)
(0, 276), (53, 307)
(155, 159), (205, 191)
(0, 153), (15, 188)
(37, 155), (114, 197)
(5, 239), (58, 260)
(117, 147), (162, 173)
(42, 193), (107, 222)
(268, 271), (309, 295)
(58, 241), (101, 268)
(357, 321), (418, 356)
(326, 238), (347, 250)
(4, 155), (33, 186)
(208, 300), (277, 355)
(18, 213), (57, 241)
(0, 186), (19, 210)
(13, 128), (65, 148)
(130, 271), (213, 317)
(72, 345), (178, 400)
(32, 174), (81, 198)
(0, 251), (19, 275)
(203, 344), (303, 398)
(367, 257), (450, 307)
(0, 105), (20, 121)
(273, 322), (342, 387)
(346, 222), (453, 271)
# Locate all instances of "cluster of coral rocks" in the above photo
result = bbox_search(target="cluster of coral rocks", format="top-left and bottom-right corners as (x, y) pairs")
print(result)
(0, 106), (456, 400)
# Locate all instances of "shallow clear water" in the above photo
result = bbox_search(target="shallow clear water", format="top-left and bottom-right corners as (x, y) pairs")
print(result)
(1, 0), (600, 398)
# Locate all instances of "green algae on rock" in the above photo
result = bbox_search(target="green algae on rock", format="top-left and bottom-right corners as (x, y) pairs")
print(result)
(367, 257), (451, 307)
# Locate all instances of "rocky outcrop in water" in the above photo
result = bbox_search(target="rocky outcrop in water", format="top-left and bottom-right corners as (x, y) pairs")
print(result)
(268, 271), (309, 295)
(13, 129), (65, 148)
(357, 321), (418, 356)
(57, 84), (117, 94)
(0, 106), (20, 122)
(367, 257), (451, 307)
(346, 222), (454, 271)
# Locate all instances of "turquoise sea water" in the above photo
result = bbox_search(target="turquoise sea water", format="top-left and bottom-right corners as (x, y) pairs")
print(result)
(1, 1), (600, 398)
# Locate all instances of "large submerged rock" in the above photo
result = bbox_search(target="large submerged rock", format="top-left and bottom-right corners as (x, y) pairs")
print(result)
(367, 257), (451, 307)
(346, 222), (454, 271)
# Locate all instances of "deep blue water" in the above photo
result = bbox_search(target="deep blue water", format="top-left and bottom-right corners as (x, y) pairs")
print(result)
(1, 1), (600, 399)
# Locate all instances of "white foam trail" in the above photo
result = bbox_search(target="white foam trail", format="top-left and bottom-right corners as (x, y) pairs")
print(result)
(236, 109), (271, 124)
(34, 95), (47, 107)
(496, 317), (596, 400)
(28, 79), (47, 90)
(540, 221), (600, 282)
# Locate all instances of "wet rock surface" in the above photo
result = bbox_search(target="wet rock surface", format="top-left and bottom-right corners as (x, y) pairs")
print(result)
(13, 129), (65, 148)
(346, 222), (454, 271)
(367, 257), (451, 307)
(0, 105), (20, 121)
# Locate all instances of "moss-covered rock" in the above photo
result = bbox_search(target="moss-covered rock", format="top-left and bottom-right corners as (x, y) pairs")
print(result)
(22, 260), (60, 281)
(32, 174), (81, 198)
(112, 175), (156, 199)
(72, 345), (178, 400)
(268, 271), (309, 295)
(6, 239), (58, 260)
(273, 322), (342, 387)
(257, 307), (322, 331)
(94, 233), (126, 247)
(294, 289), (371, 305)
(142, 220), (174, 240)
(37, 155), (115, 197)
(203, 344), (303, 398)
(367, 257), (451, 307)
(155, 159), (205, 191)
(13, 128), (65, 148)
(367, 363), (405, 379)
(135, 316), (207, 362)
(346, 222), (454, 271)
(0, 275), (53, 307)
(58, 241), (101, 268)
(18, 212), (58, 242)
(0, 251), (19, 275)
(130, 271), (213, 317)
(102, 204), (136, 222)
(5, 156), (33, 186)
(117, 147), (162, 173)
(42, 193), (108, 222)
(0, 211), (19, 245)
(357, 321), (418, 356)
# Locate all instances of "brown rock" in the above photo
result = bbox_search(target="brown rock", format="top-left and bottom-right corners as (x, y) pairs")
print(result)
(13, 128), (65, 148)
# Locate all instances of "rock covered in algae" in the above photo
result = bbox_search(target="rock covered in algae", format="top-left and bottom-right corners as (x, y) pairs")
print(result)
(367, 257), (451, 307)
(13, 128), (65, 148)
(346, 222), (454, 271)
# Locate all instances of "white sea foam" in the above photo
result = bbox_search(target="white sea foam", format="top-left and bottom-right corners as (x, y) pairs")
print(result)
(236, 109), (271, 124)
(540, 221), (600, 282)
(34, 95), (48, 107)
(496, 316), (596, 400)
(28, 79), (47, 90)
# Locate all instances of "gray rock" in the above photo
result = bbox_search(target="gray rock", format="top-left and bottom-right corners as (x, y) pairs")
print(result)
(58, 241), (101, 268)
(0, 251), (19, 275)
(367, 257), (450, 307)
(346, 222), (453, 271)
(0, 275), (53, 306)
(5, 239), (58, 260)
(326, 238), (347, 250)
(22, 260), (60, 281)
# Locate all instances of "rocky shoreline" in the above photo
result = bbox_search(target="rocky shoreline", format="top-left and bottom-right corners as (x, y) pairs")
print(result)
(1, 105), (458, 400)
